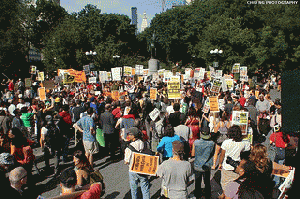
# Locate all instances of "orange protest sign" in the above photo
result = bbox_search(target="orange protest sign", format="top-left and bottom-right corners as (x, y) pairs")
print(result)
(255, 90), (259, 99)
(209, 96), (219, 112)
(132, 68), (136, 76)
(129, 153), (159, 176)
(68, 69), (86, 83)
(38, 87), (46, 101)
(150, 88), (157, 100)
(111, 90), (119, 101)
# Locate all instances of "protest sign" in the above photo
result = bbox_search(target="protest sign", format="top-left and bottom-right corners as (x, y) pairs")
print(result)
(158, 69), (165, 77)
(206, 71), (211, 80)
(149, 108), (160, 121)
(211, 79), (222, 93)
(37, 71), (44, 81)
(240, 75), (248, 82)
(164, 71), (173, 82)
(111, 90), (119, 101)
(150, 88), (157, 100)
(83, 65), (90, 75)
(209, 97), (219, 112)
(232, 111), (248, 135)
(167, 76), (181, 99)
(43, 80), (55, 90)
(99, 71), (107, 83)
(143, 69), (149, 76)
(107, 72), (112, 81)
(203, 98), (210, 113)
(132, 68), (135, 76)
(194, 68), (200, 79)
(63, 73), (75, 84)
(25, 78), (32, 88)
(119, 91), (128, 97)
(225, 79), (234, 91)
(221, 77), (228, 92)
(224, 74), (232, 79)
(232, 63), (240, 73)
(111, 67), (121, 81)
(89, 77), (97, 84)
(138, 76), (144, 83)
(209, 66), (215, 77)
(215, 70), (223, 78)
(129, 152), (159, 176)
(199, 68), (205, 80)
(90, 71), (98, 77)
(124, 66), (132, 76)
(38, 87), (46, 101)
(69, 70), (86, 83)
(255, 90), (259, 99)
(240, 66), (247, 77)
(135, 65), (143, 75)
(278, 168), (295, 199)
(30, 65), (37, 74)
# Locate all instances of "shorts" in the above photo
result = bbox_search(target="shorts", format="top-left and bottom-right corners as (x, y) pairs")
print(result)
(221, 169), (239, 191)
(83, 140), (100, 155)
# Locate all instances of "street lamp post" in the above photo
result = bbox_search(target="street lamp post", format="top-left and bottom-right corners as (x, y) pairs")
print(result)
(86, 50), (97, 70)
(210, 49), (223, 68)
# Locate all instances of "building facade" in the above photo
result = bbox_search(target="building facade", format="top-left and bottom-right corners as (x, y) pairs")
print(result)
(141, 11), (148, 32)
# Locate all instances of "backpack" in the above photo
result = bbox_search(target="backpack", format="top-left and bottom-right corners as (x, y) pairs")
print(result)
(45, 124), (61, 146)
(128, 142), (155, 156)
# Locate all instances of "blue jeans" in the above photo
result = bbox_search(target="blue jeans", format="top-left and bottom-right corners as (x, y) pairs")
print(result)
(129, 171), (150, 199)
(274, 147), (285, 187)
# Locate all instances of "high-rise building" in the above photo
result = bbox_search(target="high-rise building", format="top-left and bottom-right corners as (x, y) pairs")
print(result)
(131, 7), (138, 32)
(141, 11), (148, 32)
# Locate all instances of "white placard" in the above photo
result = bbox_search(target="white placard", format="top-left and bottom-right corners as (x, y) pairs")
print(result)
(111, 67), (121, 81)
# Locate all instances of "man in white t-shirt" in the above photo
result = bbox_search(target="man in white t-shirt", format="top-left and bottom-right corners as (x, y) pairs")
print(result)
(218, 125), (251, 191)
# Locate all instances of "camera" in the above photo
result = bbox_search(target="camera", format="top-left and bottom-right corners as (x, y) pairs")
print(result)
(226, 156), (240, 170)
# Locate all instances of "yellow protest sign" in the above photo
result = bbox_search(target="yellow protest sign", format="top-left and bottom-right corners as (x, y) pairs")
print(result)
(38, 87), (46, 101)
(168, 76), (181, 99)
(124, 66), (132, 76)
(255, 90), (259, 99)
(37, 71), (44, 81)
(150, 88), (157, 100)
(129, 152), (159, 176)
(209, 97), (219, 112)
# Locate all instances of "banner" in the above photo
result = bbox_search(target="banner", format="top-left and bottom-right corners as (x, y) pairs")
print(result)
(150, 88), (157, 100)
(124, 66), (132, 76)
(38, 87), (46, 101)
(211, 79), (222, 93)
(232, 111), (248, 135)
(225, 79), (234, 91)
(135, 65), (143, 76)
(99, 71), (107, 83)
(111, 68), (121, 81)
(37, 71), (44, 81)
(129, 152), (159, 176)
(209, 97), (219, 112)
(68, 70), (86, 83)
(232, 63), (240, 73)
(89, 77), (97, 84)
(167, 76), (181, 99)
(43, 80), (55, 90)
(25, 78), (32, 88)
(63, 73), (75, 84)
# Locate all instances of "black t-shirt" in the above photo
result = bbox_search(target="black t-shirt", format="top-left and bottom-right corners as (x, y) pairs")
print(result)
(72, 106), (84, 123)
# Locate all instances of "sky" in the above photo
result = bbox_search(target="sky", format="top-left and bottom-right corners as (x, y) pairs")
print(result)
(60, 0), (186, 32)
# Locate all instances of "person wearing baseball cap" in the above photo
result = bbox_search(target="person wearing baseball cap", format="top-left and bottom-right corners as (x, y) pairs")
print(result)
(191, 126), (215, 199)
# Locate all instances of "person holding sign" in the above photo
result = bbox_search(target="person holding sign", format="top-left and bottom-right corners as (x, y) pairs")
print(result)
(124, 127), (150, 199)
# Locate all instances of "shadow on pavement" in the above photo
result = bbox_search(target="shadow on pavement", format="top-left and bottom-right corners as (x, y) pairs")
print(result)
(104, 191), (120, 199)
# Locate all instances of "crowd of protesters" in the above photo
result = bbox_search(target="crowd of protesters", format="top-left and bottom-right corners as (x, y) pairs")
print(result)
(0, 69), (298, 199)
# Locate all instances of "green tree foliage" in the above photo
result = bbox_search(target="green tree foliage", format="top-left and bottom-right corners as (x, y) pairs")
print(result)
(138, 0), (300, 73)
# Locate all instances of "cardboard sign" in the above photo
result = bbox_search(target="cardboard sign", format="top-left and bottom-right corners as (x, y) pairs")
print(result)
(43, 80), (55, 89)
(232, 111), (248, 135)
(124, 66), (132, 76)
(150, 88), (157, 100)
(38, 87), (46, 101)
(167, 76), (181, 99)
(129, 152), (159, 176)
(232, 63), (240, 73)
(111, 67), (121, 81)
(209, 97), (219, 112)
(89, 77), (97, 84)
(25, 78), (32, 88)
